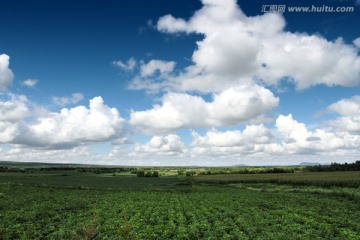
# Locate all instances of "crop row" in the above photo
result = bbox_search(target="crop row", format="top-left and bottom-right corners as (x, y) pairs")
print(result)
(194, 171), (360, 188)
(1, 184), (360, 239)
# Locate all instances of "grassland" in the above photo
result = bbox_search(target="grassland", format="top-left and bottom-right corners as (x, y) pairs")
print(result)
(1, 165), (360, 239)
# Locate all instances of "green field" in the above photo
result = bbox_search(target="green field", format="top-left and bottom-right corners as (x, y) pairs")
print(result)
(1, 168), (360, 239)
(194, 171), (360, 187)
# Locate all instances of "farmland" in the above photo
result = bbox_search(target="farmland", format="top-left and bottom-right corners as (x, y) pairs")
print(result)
(194, 171), (360, 187)
(0, 165), (360, 239)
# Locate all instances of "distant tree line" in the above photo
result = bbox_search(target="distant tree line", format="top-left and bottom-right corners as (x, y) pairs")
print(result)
(197, 167), (295, 175)
(177, 170), (196, 176)
(75, 167), (137, 174)
(0, 166), (137, 174)
(305, 161), (360, 172)
(136, 170), (159, 177)
(0, 167), (26, 173)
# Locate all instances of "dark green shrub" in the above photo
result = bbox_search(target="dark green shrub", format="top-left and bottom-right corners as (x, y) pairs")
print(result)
(136, 170), (145, 177)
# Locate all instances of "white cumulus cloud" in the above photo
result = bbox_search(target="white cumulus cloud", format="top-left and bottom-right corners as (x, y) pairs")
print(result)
(126, 0), (345, 137)
(190, 114), (360, 158)
(129, 84), (278, 134)
(0, 54), (14, 91)
(0, 94), (30, 143)
(275, 114), (347, 154)
(144, 0), (360, 93)
(16, 96), (125, 149)
(0, 94), (30, 122)
(192, 125), (273, 147)
(327, 96), (360, 134)
(191, 124), (274, 157)
(132, 134), (186, 156)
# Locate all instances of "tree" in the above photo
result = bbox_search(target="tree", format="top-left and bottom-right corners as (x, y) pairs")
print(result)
(136, 170), (145, 177)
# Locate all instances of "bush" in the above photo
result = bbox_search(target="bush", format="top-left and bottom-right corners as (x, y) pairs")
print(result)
(136, 170), (145, 177)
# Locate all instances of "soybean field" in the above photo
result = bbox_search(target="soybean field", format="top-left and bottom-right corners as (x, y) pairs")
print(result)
(0, 166), (360, 239)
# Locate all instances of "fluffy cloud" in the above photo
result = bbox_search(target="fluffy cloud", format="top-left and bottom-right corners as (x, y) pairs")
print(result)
(274, 114), (346, 154)
(132, 134), (186, 156)
(112, 57), (136, 71)
(192, 125), (272, 147)
(0, 94), (30, 142)
(13, 97), (125, 149)
(191, 114), (360, 158)
(53, 93), (84, 106)
(327, 96), (360, 133)
(259, 36), (360, 89)
(0, 54), (14, 91)
(207, 85), (278, 125)
(129, 84), (278, 134)
(140, 60), (176, 77)
(191, 124), (274, 157)
(157, 0), (242, 34)
(21, 79), (38, 88)
(0, 94), (30, 122)
(0, 122), (19, 143)
(130, 93), (208, 134)
(147, 0), (360, 93)
(0, 95), (125, 149)
(130, 0), (360, 137)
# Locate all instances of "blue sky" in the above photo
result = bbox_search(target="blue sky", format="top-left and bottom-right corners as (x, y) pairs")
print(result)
(0, 0), (360, 166)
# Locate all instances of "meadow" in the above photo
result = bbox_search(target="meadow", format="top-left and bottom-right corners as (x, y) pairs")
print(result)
(0, 164), (360, 239)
